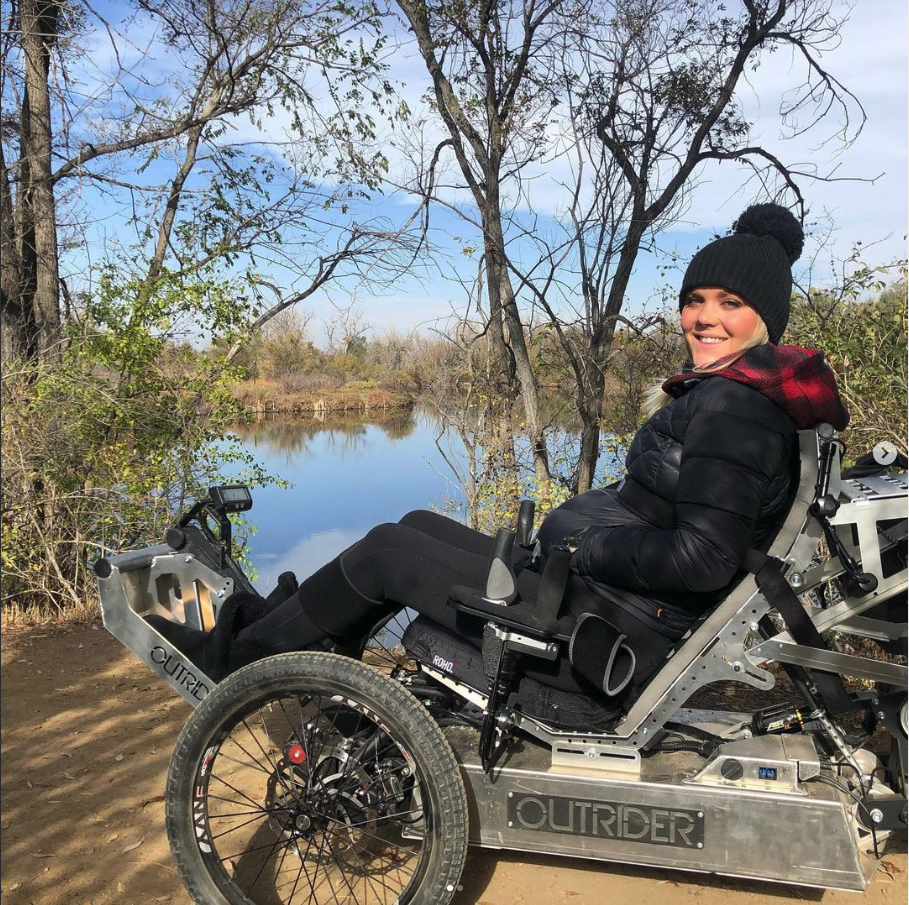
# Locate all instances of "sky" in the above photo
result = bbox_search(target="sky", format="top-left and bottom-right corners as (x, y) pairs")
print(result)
(59, 1), (909, 345)
(368, 0), (909, 336)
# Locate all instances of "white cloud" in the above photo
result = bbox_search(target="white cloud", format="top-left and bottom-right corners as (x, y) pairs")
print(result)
(63, 1), (907, 336)
(253, 528), (364, 592)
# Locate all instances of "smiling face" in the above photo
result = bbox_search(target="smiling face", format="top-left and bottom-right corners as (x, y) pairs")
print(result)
(681, 286), (762, 367)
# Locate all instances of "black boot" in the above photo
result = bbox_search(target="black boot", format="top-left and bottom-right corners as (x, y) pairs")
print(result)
(146, 590), (279, 683)
(234, 592), (330, 652)
(266, 571), (299, 611)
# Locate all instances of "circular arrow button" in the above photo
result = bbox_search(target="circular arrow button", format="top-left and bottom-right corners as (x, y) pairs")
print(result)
(873, 441), (898, 467)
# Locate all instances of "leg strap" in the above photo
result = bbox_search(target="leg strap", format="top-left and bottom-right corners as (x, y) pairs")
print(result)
(568, 613), (636, 698)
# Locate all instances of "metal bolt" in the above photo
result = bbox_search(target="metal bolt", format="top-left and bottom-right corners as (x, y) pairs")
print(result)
(508, 791), (514, 798)
(585, 747), (597, 759)
(184, 555), (193, 563)
(216, 590), (225, 599)
(878, 711), (886, 720)
(641, 728), (649, 736)
(697, 842), (704, 849)
(698, 812), (704, 818)
(749, 622), (759, 632)
(789, 572), (804, 588)
(870, 808), (884, 825)
(507, 821), (513, 828)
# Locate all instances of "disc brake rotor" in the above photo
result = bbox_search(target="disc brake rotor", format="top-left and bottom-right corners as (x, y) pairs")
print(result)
(264, 745), (378, 862)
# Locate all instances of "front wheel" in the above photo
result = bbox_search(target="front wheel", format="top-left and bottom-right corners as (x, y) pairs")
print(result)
(165, 652), (468, 904)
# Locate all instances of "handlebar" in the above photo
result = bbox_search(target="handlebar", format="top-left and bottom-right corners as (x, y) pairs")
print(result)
(94, 543), (175, 579)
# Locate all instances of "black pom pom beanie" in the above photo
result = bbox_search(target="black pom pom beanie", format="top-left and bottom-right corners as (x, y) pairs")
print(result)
(679, 203), (805, 343)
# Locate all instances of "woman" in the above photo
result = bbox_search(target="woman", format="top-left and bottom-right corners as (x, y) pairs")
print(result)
(154, 203), (848, 703)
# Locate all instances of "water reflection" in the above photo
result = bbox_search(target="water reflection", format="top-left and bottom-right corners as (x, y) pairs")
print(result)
(232, 406), (623, 596)
(232, 408), (462, 594)
(255, 528), (367, 584)
(231, 410), (418, 461)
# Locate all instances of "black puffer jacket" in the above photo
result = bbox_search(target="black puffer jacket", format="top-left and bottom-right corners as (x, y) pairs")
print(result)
(538, 345), (849, 624)
(577, 377), (797, 616)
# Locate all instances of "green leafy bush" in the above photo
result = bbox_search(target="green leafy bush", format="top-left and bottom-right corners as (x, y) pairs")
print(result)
(1, 271), (275, 619)
(787, 279), (908, 459)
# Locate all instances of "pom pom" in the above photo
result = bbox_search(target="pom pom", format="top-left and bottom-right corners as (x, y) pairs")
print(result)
(733, 203), (804, 264)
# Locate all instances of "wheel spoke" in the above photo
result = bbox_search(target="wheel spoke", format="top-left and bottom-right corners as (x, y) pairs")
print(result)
(214, 749), (276, 776)
(319, 812), (421, 859)
(210, 810), (272, 841)
(208, 772), (275, 814)
(171, 654), (466, 904)
(362, 612), (416, 674)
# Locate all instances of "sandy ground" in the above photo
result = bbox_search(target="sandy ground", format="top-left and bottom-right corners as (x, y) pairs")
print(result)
(1, 621), (906, 905)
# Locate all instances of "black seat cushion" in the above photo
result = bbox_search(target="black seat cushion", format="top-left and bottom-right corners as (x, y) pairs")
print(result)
(402, 616), (622, 732)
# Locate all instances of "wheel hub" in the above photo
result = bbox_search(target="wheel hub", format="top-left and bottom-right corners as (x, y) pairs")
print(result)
(264, 748), (377, 853)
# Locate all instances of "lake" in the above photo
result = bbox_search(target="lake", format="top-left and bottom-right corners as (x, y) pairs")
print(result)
(228, 406), (624, 596)
(228, 408), (468, 594)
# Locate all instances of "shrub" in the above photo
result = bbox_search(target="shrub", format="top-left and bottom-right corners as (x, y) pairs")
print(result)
(1, 273), (275, 619)
(787, 280), (908, 459)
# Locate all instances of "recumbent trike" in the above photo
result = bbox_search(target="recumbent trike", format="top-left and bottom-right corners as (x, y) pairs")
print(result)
(95, 425), (908, 904)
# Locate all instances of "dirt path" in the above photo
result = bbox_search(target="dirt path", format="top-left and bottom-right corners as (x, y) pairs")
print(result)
(1, 622), (905, 905)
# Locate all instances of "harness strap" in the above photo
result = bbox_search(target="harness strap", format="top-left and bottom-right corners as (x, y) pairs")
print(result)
(742, 550), (856, 716)
(618, 477), (856, 716)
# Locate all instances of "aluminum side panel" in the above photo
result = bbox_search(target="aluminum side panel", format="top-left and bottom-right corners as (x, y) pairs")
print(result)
(461, 764), (871, 892)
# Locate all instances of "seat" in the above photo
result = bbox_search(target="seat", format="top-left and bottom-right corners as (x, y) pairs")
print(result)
(415, 428), (908, 746)
(401, 616), (623, 730)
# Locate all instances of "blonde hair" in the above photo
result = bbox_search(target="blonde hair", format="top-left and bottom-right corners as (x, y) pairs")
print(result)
(642, 317), (770, 418)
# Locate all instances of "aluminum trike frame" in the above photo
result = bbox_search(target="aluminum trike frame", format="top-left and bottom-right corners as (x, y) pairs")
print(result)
(96, 428), (908, 900)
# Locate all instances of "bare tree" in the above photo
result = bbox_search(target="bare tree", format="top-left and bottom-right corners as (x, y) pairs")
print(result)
(399, 0), (864, 493)
(395, 0), (574, 484)
(323, 299), (373, 355)
(1, 0), (404, 361)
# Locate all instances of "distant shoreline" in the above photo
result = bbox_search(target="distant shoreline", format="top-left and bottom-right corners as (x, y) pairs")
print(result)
(233, 379), (413, 417)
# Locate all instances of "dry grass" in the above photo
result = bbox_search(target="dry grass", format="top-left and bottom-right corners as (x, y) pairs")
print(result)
(233, 379), (412, 415)
(1, 596), (101, 627)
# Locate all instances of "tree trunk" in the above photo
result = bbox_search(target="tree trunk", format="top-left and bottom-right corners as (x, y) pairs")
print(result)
(573, 219), (649, 492)
(485, 216), (550, 485)
(1, 147), (27, 361)
(18, 0), (62, 359)
(575, 356), (606, 495)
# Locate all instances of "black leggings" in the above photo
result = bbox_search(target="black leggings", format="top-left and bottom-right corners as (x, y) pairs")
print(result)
(238, 510), (679, 699)
(239, 511), (535, 650)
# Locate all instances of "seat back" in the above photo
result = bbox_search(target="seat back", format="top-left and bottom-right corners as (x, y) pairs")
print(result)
(610, 429), (823, 743)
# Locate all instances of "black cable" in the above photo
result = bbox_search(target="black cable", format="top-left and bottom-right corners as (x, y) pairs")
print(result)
(808, 772), (880, 858)
(654, 722), (723, 758)
(663, 721), (724, 746)
(651, 739), (714, 757)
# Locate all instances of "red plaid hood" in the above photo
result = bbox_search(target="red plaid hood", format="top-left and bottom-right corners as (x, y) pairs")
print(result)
(662, 345), (849, 431)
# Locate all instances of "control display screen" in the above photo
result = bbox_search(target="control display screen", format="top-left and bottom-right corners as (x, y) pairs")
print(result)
(209, 484), (253, 512)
